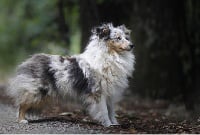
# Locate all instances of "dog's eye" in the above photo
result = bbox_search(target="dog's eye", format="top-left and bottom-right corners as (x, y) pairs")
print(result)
(117, 37), (122, 40)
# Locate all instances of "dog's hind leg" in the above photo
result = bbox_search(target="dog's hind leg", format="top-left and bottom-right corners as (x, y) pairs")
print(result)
(17, 91), (37, 123)
(18, 103), (31, 123)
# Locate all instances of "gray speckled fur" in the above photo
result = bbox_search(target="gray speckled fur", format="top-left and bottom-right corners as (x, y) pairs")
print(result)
(17, 54), (57, 92)
(10, 53), (96, 100)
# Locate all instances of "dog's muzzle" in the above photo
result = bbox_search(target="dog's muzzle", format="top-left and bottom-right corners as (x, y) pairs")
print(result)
(127, 44), (134, 51)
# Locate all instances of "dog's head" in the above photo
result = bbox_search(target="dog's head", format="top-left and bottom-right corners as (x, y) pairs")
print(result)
(92, 23), (134, 53)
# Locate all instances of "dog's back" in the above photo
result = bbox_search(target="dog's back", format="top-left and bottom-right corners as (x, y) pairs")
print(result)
(17, 54), (51, 80)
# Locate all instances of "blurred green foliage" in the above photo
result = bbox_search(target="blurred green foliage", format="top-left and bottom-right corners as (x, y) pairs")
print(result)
(0, 0), (80, 76)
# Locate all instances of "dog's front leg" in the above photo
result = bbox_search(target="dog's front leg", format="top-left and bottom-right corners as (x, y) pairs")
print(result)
(87, 95), (112, 127)
(107, 97), (119, 125)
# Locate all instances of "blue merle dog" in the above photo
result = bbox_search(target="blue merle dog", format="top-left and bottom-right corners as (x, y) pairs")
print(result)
(8, 23), (135, 127)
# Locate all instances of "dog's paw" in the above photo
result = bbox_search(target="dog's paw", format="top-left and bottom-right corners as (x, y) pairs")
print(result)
(110, 123), (120, 126)
(102, 121), (112, 127)
(19, 119), (28, 124)
(111, 118), (119, 125)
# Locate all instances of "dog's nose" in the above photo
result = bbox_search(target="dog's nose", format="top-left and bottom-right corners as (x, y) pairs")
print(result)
(130, 44), (135, 49)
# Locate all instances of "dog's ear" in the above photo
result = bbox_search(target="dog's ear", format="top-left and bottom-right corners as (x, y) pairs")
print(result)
(92, 24), (111, 39)
(118, 25), (131, 37)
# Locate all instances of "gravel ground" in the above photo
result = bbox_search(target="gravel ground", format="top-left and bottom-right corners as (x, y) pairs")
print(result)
(0, 104), (103, 134)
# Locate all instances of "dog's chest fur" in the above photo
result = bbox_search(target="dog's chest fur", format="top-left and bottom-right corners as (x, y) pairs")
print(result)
(79, 50), (134, 96)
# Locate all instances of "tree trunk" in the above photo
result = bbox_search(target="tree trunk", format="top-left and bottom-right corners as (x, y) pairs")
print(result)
(57, 0), (70, 46)
(79, 0), (99, 52)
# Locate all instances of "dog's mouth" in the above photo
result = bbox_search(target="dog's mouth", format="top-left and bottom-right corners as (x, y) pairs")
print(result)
(119, 47), (133, 52)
